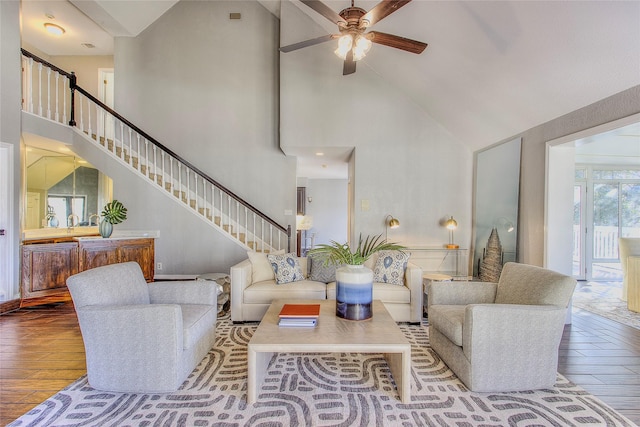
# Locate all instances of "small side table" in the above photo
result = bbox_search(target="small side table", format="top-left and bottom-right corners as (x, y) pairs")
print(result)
(196, 273), (230, 317)
(422, 273), (453, 317)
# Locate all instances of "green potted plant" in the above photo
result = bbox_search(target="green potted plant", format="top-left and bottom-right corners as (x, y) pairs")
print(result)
(309, 234), (405, 321)
(309, 234), (405, 266)
(99, 199), (127, 238)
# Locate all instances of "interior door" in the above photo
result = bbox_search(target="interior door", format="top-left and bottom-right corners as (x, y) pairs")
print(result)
(0, 144), (13, 302)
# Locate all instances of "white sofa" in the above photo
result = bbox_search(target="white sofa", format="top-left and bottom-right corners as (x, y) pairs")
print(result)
(231, 254), (423, 323)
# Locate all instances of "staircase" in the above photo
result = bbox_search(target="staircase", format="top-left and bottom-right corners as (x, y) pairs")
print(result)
(21, 49), (291, 253)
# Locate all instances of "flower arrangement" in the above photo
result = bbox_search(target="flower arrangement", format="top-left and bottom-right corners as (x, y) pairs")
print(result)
(309, 233), (405, 266)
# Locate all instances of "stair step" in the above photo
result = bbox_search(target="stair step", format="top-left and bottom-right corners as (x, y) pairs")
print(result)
(149, 173), (163, 186)
(198, 207), (212, 218)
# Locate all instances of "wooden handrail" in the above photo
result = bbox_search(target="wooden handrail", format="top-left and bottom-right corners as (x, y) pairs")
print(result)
(21, 49), (291, 245)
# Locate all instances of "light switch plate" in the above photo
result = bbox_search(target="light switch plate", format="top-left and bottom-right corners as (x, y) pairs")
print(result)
(284, 209), (293, 215)
(361, 199), (370, 211)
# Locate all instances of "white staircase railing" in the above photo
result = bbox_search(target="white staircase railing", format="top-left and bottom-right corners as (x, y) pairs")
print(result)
(21, 49), (291, 253)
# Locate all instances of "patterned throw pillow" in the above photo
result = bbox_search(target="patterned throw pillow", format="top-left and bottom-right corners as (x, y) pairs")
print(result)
(373, 250), (411, 285)
(267, 252), (305, 284)
(308, 253), (340, 283)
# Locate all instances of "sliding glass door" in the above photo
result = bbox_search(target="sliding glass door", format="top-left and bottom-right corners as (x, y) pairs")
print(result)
(576, 167), (640, 280)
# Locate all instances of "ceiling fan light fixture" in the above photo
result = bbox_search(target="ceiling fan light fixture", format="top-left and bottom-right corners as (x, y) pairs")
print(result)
(352, 35), (372, 61)
(334, 34), (353, 59)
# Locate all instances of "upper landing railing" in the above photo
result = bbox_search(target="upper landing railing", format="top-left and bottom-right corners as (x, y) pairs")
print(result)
(21, 48), (291, 253)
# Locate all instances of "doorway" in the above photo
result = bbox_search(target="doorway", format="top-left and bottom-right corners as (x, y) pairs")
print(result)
(546, 114), (640, 280)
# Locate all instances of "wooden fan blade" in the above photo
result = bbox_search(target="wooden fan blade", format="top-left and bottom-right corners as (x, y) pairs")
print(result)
(367, 31), (427, 54)
(280, 34), (340, 53)
(343, 50), (356, 75)
(280, 34), (338, 53)
(360, 0), (412, 28)
(300, 0), (347, 26)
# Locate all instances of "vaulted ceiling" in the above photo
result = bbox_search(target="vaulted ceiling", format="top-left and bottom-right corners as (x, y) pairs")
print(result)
(21, 0), (640, 169)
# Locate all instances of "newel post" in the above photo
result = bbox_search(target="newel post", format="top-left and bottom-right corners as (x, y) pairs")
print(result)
(287, 224), (292, 253)
(68, 71), (77, 126)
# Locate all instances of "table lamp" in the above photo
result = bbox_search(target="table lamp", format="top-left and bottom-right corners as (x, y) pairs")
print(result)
(445, 216), (459, 249)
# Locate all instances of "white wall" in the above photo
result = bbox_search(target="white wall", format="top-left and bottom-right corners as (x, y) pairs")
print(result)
(304, 179), (348, 247)
(279, 1), (473, 249)
(113, 1), (295, 227)
(0, 1), (22, 304)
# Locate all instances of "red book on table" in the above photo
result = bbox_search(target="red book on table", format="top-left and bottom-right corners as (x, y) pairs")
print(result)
(279, 303), (320, 318)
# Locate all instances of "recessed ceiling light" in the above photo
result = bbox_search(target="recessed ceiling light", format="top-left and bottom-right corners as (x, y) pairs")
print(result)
(315, 152), (324, 156)
(44, 23), (65, 36)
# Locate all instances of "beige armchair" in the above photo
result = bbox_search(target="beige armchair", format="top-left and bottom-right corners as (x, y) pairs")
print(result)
(428, 262), (576, 392)
(67, 262), (218, 392)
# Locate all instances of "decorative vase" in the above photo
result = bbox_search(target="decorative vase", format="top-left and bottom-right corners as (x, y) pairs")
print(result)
(49, 216), (59, 228)
(335, 264), (374, 321)
(99, 219), (113, 238)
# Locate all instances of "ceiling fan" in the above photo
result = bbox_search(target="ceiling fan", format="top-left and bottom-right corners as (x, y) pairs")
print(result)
(280, 0), (428, 75)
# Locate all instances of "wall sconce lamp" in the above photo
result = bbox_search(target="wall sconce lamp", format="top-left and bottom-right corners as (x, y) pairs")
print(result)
(445, 216), (459, 249)
(385, 215), (400, 240)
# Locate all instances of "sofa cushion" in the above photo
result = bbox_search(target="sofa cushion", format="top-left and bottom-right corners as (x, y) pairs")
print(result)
(308, 253), (340, 283)
(247, 249), (285, 283)
(326, 281), (411, 304)
(428, 305), (466, 346)
(180, 304), (217, 350)
(373, 250), (410, 285)
(244, 280), (327, 304)
(267, 252), (305, 284)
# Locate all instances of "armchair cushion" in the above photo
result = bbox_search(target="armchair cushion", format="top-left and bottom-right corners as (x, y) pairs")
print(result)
(267, 252), (305, 284)
(429, 305), (465, 346)
(495, 262), (575, 306)
(181, 304), (219, 349)
(373, 250), (411, 285)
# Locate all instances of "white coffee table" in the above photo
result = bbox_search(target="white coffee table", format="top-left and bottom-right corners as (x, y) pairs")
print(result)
(247, 299), (412, 404)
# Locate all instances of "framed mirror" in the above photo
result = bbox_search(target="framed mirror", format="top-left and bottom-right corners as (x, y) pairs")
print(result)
(472, 137), (522, 280)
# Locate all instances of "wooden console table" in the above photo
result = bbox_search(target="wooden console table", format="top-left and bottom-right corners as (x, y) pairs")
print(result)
(21, 236), (155, 307)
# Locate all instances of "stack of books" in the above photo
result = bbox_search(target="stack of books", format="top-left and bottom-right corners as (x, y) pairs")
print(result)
(278, 303), (320, 327)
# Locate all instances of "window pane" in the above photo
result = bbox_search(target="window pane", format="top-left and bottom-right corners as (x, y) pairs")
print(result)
(593, 183), (618, 259)
(622, 183), (640, 237)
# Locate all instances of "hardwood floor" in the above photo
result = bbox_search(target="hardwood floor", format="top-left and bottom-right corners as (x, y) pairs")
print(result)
(0, 302), (86, 426)
(1, 301), (639, 426)
(559, 308), (640, 425)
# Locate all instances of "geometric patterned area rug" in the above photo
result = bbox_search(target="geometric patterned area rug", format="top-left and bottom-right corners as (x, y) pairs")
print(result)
(9, 317), (635, 427)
